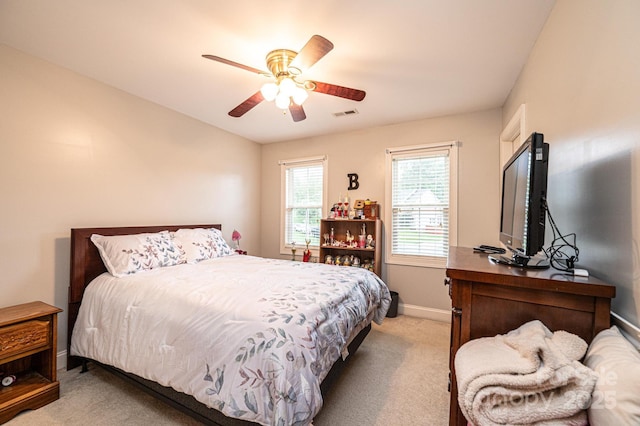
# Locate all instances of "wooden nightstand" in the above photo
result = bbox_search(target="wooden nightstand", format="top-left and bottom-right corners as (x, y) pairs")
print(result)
(0, 301), (62, 424)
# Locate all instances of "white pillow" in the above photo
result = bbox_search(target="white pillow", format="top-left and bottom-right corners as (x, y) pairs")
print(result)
(584, 325), (640, 425)
(171, 228), (233, 263)
(91, 231), (186, 277)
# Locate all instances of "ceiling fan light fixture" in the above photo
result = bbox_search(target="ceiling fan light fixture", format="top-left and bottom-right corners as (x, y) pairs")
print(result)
(278, 77), (296, 98)
(292, 86), (308, 105)
(260, 82), (278, 101)
(275, 92), (291, 109)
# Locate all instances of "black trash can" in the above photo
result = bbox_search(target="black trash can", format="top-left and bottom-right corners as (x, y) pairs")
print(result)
(386, 291), (399, 318)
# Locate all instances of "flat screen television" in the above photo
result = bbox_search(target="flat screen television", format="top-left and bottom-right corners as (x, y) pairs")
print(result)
(492, 132), (549, 269)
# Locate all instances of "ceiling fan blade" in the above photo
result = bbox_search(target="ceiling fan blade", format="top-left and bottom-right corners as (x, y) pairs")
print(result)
(290, 35), (334, 71)
(289, 103), (306, 122)
(228, 91), (265, 118)
(202, 55), (268, 75)
(310, 81), (366, 101)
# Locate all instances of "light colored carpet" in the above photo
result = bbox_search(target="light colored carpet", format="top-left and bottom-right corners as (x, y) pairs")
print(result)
(8, 315), (450, 425)
(315, 316), (450, 426)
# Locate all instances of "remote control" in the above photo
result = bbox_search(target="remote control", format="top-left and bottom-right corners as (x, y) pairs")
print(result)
(474, 245), (506, 254)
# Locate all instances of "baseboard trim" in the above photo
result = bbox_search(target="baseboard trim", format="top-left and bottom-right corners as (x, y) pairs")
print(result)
(399, 303), (451, 323)
(57, 349), (67, 371)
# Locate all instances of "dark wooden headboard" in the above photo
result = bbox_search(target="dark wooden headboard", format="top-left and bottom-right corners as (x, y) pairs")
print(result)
(67, 224), (221, 369)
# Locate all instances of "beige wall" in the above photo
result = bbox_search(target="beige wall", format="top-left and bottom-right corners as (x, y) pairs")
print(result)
(503, 0), (640, 327)
(0, 44), (262, 355)
(261, 109), (502, 319)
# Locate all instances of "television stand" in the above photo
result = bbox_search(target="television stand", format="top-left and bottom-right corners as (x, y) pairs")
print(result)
(446, 246), (615, 426)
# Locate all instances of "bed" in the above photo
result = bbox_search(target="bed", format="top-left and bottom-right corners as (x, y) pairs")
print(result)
(67, 224), (391, 426)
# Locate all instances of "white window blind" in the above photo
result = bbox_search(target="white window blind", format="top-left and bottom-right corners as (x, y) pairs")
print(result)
(385, 143), (458, 267)
(280, 157), (326, 252)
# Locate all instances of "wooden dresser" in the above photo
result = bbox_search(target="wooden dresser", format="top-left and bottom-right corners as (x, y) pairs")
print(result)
(446, 247), (616, 426)
(0, 301), (62, 424)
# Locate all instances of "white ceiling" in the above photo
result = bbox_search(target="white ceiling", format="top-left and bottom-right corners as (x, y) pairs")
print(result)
(0, 0), (555, 143)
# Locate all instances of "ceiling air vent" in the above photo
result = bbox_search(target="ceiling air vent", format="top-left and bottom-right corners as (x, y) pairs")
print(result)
(332, 109), (359, 117)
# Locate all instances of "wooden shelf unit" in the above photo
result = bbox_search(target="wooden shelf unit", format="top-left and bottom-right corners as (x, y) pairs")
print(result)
(445, 247), (616, 426)
(319, 218), (382, 277)
(0, 301), (62, 424)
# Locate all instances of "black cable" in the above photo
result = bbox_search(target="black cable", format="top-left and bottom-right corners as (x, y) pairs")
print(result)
(543, 199), (580, 271)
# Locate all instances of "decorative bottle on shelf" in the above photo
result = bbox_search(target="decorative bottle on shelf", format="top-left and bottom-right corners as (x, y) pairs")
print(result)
(343, 197), (350, 218)
(330, 227), (335, 245)
(303, 238), (311, 262)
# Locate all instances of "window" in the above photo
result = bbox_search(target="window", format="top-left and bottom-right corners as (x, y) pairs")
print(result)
(385, 142), (458, 267)
(280, 156), (327, 254)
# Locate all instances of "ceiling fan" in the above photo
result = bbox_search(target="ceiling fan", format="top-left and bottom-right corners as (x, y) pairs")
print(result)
(202, 35), (366, 122)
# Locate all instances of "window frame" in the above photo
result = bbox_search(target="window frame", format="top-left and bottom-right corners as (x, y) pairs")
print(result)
(384, 141), (458, 268)
(279, 155), (328, 256)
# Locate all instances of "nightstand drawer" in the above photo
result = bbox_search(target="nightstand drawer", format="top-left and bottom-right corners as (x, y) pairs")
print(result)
(0, 319), (50, 359)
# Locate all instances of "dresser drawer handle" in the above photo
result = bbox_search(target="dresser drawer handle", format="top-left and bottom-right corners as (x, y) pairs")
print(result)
(444, 277), (451, 286)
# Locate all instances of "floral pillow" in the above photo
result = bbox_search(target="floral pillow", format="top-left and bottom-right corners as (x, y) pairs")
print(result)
(91, 231), (186, 277)
(171, 228), (233, 263)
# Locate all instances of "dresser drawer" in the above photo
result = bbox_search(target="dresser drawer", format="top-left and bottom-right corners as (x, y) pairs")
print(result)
(0, 319), (50, 359)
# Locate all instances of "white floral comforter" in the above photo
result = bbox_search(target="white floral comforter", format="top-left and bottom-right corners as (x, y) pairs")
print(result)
(70, 255), (391, 425)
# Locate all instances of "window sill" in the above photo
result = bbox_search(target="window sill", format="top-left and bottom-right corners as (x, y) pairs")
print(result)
(385, 255), (447, 269)
(280, 248), (320, 257)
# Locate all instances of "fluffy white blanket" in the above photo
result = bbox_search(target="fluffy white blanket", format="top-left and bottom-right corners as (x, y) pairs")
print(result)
(455, 320), (597, 426)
